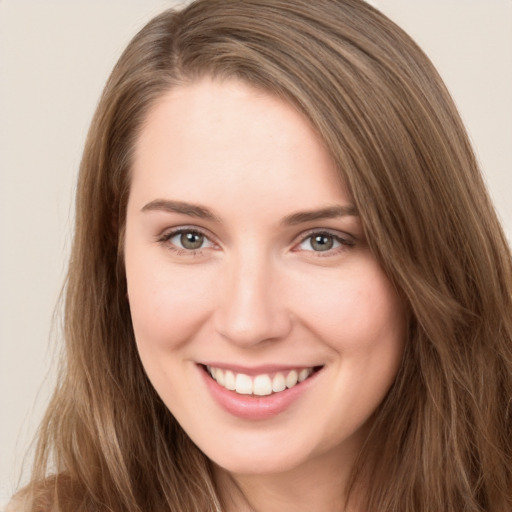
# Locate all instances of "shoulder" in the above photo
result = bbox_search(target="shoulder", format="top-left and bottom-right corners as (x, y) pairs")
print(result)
(5, 491), (52, 512)
(6, 476), (79, 512)
(5, 493), (57, 512)
(5, 496), (30, 512)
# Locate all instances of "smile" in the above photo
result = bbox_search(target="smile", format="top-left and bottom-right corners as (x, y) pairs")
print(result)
(206, 365), (317, 396)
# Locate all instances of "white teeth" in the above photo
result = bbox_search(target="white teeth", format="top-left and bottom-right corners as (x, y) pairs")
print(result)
(298, 368), (311, 382)
(225, 370), (236, 390)
(285, 370), (298, 388)
(206, 365), (316, 396)
(253, 375), (272, 396)
(216, 368), (226, 387)
(272, 372), (286, 392)
(235, 373), (253, 395)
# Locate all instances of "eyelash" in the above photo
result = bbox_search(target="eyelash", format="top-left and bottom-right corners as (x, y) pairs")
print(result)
(295, 229), (355, 256)
(157, 227), (355, 257)
(157, 227), (215, 256)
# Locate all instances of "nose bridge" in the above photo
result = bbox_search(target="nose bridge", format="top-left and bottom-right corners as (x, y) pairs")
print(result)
(215, 246), (291, 346)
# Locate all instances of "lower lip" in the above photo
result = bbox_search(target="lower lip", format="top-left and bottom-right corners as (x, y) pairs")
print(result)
(199, 366), (321, 420)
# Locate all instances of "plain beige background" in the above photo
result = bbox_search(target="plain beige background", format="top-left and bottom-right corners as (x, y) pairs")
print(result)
(1, 0), (511, 506)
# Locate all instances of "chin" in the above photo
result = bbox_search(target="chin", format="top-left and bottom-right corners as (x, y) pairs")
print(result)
(213, 451), (307, 477)
(197, 429), (324, 477)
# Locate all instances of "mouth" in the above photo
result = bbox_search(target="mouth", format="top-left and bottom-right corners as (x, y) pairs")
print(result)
(203, 364), (323, 397)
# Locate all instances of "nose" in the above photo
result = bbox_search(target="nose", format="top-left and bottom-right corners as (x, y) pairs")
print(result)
(214, 251), (292, 347)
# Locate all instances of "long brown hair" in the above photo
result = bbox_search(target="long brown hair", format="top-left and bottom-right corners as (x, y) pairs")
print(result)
(22, 1), (512, 510)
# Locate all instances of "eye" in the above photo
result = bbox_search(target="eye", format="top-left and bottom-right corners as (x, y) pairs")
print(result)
(159, 228), (215, 253)
(301, 233), (339, 252)
(296, 231), (354, 254)
(173, 231), (206, 250)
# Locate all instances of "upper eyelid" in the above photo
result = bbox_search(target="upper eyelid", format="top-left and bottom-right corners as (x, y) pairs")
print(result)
(158, 227), (217, 255)
(159, 225), (215, 240)
(296, 227), (355, 243)
(292, 230), (356, 257)
(157, 225), (354, 249)
(157, 226), (211, 248)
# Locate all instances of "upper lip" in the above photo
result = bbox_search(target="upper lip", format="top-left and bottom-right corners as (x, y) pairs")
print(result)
(198, 362), (323, 376)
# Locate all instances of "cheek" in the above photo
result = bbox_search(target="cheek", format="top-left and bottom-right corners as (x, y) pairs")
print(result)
(295, 262), (405, 440)
(125, 254), (215, 354)
(294, 259), (405, 352)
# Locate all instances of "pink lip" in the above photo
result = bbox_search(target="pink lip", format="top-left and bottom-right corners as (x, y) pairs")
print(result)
(198, 364), (321, 420)
(200, 362), (318, 377)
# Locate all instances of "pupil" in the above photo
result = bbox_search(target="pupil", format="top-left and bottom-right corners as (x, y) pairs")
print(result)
(181, 232), (203, 250)
(312, 235), (333, 251)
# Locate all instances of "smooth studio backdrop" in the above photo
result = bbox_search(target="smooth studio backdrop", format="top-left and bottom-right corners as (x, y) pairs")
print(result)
(1, 0), (511, 506)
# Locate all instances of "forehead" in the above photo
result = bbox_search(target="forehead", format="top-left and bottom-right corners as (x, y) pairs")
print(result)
(130, 77), (351, 219)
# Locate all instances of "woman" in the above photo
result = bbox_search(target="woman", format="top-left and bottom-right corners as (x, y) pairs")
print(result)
(11, 0), (512, 510)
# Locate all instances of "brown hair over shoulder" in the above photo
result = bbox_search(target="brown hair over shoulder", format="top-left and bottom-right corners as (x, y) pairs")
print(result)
(20, 1), (512, 510)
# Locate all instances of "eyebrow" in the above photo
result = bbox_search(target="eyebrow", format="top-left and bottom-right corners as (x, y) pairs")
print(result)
(141, 199), (358, 225)
(141, 199), (221, 222)
(281, 205), (358, 225)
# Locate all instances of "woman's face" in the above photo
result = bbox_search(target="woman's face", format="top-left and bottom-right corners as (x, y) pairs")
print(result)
(125, 78), (405, 476)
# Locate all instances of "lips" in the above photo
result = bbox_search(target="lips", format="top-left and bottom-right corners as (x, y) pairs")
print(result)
(200, 363), (323, 420)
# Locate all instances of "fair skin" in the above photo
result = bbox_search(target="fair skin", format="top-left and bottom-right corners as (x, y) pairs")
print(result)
(124, 77), (405, 511)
